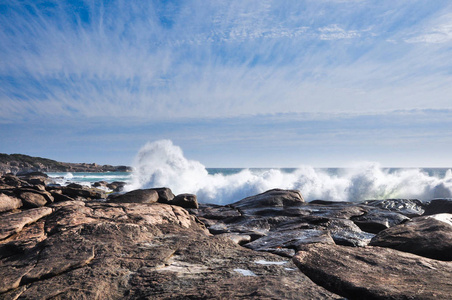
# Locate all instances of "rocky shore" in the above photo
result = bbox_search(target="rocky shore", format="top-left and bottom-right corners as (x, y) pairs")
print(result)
(0, 172), (451, 299)
(0, 153), (132, 175)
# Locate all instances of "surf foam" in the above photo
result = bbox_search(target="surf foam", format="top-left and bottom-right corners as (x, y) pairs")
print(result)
(126, 140), (452, 204)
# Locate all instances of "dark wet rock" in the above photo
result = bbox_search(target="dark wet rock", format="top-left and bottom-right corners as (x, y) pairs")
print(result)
(423, 199), (452, 215)
(370, 213), (452, 261)
(0, 207), (53, 240)
(194, 191), (382, 255)
(231, 189), (304, 211)
(107, 181), (127, 192)
(170, 193), (198, 209)
(66, 183), (84, 189)
(326, 218), (375, 247)
(293, 243), (452, 300)
(0, 192), (22, 212)
(108, 189), (159, 204)
(244, 229), (335, 256)
(364, 198), (425, 217)
(93, 181), (108, 188)
(196, 203), (242, 220)
(309, 200), (353, 205)
(350, 206), (410, 233)
(151, 187), (175, 203)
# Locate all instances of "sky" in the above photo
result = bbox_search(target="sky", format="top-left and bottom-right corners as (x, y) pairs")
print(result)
(1, 0), (452, 167)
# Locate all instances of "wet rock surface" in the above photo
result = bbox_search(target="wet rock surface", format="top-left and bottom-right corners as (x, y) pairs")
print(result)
(1, 174), (452, 299)
(195, 194), (411, 256)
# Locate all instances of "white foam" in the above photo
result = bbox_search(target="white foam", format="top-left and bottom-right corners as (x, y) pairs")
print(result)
(254, 260), (287, 265)
(126, 140), (452, 204)
(427, 213), (452, 226)
(233, 269), (256, 276)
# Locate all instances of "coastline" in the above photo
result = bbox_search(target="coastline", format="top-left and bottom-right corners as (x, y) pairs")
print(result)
(0, 171), (451, 298)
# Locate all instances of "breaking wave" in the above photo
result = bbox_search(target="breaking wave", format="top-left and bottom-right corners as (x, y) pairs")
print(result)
(126, 140), (452, 204)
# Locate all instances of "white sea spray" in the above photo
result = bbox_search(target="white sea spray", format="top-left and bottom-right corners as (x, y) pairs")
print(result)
(126, 140), (452, 204)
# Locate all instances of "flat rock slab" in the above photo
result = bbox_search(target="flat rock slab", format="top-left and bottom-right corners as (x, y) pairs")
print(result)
(293, 243), (452, 299)
(370, 213), (452, 261)
(0, 202), (340, 299)
(0, 207), (52, 240)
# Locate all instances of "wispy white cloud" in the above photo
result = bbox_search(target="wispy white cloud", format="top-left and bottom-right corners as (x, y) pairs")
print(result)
(0, 0), (451, 125)
(405, 16), (452, 44)
(318, 24), (361, 40)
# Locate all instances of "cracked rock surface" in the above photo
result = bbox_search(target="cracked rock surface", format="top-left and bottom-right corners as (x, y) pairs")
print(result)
(1, 175), (452, 299)
(0, 183), (339, 299)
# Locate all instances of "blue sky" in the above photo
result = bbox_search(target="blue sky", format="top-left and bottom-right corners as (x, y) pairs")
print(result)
(1, 0), (452, 167)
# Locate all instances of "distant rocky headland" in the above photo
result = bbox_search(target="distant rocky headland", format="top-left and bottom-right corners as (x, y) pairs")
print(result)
(0, 153), (132, 175)
(0, 171), (451, 299)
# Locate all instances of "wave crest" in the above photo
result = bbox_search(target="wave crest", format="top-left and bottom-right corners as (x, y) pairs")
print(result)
(126, 140), (452, 204)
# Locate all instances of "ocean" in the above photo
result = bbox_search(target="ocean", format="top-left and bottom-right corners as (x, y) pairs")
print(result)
(47, 166), (452, 205)
(46, 140), (452, 204)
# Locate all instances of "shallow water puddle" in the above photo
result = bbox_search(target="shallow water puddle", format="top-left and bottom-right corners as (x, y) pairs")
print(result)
(254, 259), (288, 265)
(234, 268), (256, 276)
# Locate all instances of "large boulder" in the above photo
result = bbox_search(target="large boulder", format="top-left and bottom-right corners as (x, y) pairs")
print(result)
(293, 243), (452, 300)
(15, 188), (54, 208)
(350, 207), (409, 233)
(370, 213), (452, 261)
(107, 189), (159, 204)
(231, 189), (304, 210)
(106, 181), (127, 192)
(170, 193), (198, 209)
(0, 193), (22, 212)
(151, 187), (175, 203)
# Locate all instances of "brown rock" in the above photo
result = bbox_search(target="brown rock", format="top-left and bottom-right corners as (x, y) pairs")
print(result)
(60, 186), (106, 200)
(170, 193), (199, 208)
(0, 200), (340, 299)
(0, 220), (46, 258)
(370, 213), (452, 261)
(0, 174), (28, 188)
(293, 243), (452, 299)
(0, 207), (53, 240)
(17, 191), (49, 208)
(152, 187), (175, 203)
(232, 189), (304, 210)
(108, 189), (159, 204)
(0, 193), (22, 212)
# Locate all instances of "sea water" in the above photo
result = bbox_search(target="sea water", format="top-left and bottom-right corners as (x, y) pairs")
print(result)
(47, 140), (452, 205)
